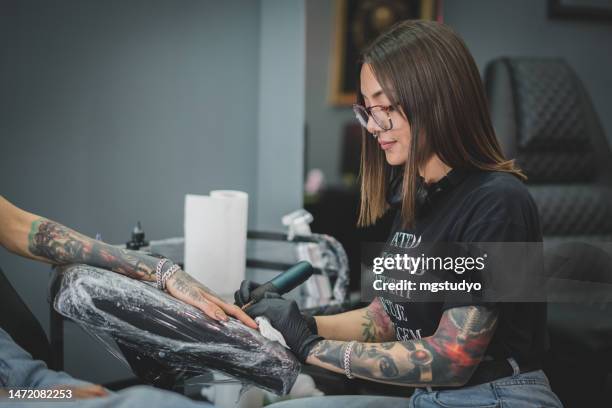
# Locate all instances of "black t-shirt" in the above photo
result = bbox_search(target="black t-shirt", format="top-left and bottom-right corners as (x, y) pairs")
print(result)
(380, 169), (548, 365)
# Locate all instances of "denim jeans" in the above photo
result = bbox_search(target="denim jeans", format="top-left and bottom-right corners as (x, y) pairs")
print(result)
(410, 369), (563, 408)
(0, 327), (213, 407)
(268, 360), (563, 408)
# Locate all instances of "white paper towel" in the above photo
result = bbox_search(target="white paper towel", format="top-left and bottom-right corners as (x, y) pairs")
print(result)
(184, 191), (248, 297)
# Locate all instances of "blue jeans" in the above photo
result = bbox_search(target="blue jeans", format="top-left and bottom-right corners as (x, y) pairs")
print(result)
(0, 327), (213, 407)
(410, 369), (563, 407)
(268, 364), (563, 408)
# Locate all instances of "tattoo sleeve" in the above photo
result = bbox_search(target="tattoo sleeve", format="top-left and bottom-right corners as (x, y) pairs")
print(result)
(27, 218), (159, 281)
(308, 305), (498, 387)
(362, 297), (395, 342)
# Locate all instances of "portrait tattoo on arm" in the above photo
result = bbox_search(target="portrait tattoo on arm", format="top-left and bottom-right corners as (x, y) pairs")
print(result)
(27, 218), (158, 281)
(308, 305), (498, 387)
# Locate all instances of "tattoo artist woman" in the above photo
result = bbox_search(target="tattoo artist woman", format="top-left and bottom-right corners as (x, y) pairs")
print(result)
(236, 21), (562, 408)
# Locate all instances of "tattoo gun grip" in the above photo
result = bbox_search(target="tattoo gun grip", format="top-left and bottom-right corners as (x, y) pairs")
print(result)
(241, 261), (314, 310)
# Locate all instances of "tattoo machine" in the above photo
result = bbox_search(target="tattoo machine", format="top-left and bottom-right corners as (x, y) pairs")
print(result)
(241, 261), (314, 310)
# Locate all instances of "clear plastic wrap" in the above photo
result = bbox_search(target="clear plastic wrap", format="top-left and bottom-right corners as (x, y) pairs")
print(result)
(311, 233), (350, 303)
(52, 264), (300, 395)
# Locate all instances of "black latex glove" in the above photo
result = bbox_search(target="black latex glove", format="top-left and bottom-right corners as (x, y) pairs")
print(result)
(234, 280), (260, 307)
(234, 280), (318, 334)
(245, 293), (322, 363)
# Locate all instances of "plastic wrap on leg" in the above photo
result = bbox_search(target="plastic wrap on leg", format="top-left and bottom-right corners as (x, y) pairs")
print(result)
(53, 265), (300, 395)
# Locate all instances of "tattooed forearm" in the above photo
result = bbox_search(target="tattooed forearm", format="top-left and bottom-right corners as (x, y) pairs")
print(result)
(166, 270), (214, 304)
(307, 305), (498, 387)
(27, 218), (158, 281)
(362, 297), (395, 342)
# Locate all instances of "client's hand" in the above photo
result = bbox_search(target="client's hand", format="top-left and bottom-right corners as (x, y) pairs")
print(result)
(245, 293), (322, 363)
(166, 270), (258, 329)
(52, 384), (108, 399)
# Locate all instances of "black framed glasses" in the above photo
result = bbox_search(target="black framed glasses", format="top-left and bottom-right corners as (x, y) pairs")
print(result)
(352, 104), (394, 131)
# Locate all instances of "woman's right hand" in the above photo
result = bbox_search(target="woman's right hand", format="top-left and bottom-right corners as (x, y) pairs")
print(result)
(234, 280), (261, 307)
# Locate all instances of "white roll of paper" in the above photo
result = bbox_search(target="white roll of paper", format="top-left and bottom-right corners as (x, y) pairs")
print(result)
(184, 190), (248, 297)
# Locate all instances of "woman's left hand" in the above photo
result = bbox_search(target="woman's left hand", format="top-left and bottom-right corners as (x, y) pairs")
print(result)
(166, 269), (258, 329)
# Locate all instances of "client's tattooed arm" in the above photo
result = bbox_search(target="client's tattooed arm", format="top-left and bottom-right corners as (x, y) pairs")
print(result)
(0, 196), (257, 328)
(306, 305), (498, 387)
(27, 217), (159, 281)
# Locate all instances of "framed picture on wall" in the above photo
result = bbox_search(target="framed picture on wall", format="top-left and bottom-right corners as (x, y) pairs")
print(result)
(330, 0), (441, 106)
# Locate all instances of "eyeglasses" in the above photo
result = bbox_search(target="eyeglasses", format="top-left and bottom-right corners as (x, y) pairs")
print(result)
(352, 104), (394, 131)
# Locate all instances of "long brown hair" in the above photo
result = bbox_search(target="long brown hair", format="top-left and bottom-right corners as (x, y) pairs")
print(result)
(357, 20), (525, 228)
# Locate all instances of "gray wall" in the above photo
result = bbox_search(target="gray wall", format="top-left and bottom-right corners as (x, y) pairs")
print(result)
(256, 0), (306, 229)
(306, 0), (356, 187)
(305, 0), (612, 185)
(0, 0), (305, 384)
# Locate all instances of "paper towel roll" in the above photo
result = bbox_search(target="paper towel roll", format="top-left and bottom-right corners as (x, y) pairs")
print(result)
(184, 190), (248, 297)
